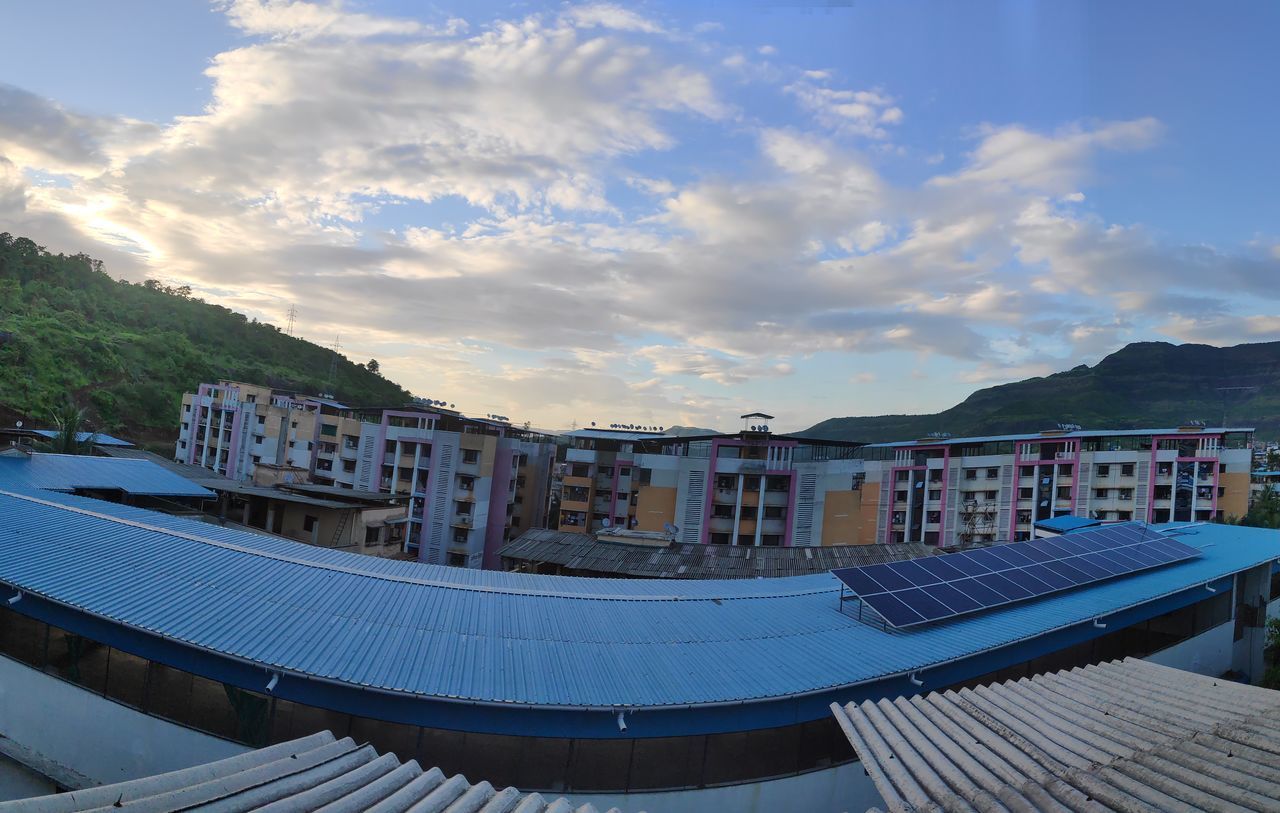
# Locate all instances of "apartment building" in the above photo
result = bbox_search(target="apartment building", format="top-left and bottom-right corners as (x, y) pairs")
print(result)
(176, 381), (363, 487)
(176, 382), (555, 568)
(556, 414), (867, 546)
(860, 425), (1254, 546)
(349, 407), (556, 568)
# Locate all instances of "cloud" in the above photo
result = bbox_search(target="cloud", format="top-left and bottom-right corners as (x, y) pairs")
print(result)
(3, 2), (1277, 430)
(785, 79), (904, 138)
(932, 118), (1162, 193)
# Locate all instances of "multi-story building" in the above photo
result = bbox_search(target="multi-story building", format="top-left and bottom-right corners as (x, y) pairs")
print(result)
(176, 381), (361, 486)
(177, 382), (556, 568)
(556, 414), (868, 547)
(860, 424), (1254, 546)
(349, 407), (556, 568)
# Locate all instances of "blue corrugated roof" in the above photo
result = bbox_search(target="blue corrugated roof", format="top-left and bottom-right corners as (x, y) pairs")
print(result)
(30, 429), (134, 447)
(0, 488), (1276, 711)
(1033, 515), (1102, 533)
(0, 454), (214, 498)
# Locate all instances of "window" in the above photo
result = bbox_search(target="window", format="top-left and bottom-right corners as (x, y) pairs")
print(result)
(320, 424), (337, 437)
(763, 505), (786, 519)
(895, 490), (908, 502)
(1017, 510), (1032, 523)
(619, 467), (631, 477)
(964, 469), (978, 480)
(1121, 463), (1135, 477)
(365, 527), (380, 545)
(447, 552), (468, 567)
(716, 475), (735, 490)
(1096, 464), (1109, 477)
(927, 511), (941, 523)
(1057, 464), (1073, 476)
(1117, 510), (1132, 521)
(927, 489), (941, 501)
(1056, 487), (1072, 500)
(1119, 489), (1133, 501)
(1020, 465), (1034, 477)
(986, 468), (999, 479)
(462, 449), (480, 464)
(1018, 487), (1033, 499)
(1094, 489), (1109, 499)
(984, 490), (997, 500)
(303, 515), (317, 532)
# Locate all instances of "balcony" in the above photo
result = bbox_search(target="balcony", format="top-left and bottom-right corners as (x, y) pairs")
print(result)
(451, 515), (474, 528)
(763, 490), (789, 507)
(1055, 452), (1074, 461)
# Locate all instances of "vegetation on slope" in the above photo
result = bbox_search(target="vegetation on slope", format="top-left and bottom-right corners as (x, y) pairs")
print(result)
(806, 341), (1280, 442)
(0, 233), (410, 440)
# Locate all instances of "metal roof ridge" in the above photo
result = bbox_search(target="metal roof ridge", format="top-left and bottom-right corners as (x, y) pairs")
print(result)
(0, 488), (835, 603)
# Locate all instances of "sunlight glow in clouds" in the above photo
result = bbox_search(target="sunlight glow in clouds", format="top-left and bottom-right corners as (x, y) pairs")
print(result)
(1, 1), (1278, 430)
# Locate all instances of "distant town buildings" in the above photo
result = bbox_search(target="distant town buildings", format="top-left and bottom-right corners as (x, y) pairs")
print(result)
(176, 381), (556, 567)
(859, 425), (1254, 546)
(555, 413), (866, 547)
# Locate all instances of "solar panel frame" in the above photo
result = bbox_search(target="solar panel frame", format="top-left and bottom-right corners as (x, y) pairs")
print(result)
(833, 523), (1202, 629)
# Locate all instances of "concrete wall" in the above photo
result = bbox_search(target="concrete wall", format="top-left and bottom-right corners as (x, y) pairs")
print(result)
(633, 486), (676, 532)
(0, 656), (247, 789)
(820, 490), (863, 546)
(574, 759), (879, 813)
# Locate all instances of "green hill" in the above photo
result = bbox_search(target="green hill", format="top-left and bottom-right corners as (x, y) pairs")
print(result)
(805, 341), (1280, 442)
(0, 233), (411, 442)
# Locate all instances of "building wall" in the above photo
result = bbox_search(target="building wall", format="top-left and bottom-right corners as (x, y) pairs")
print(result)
(820, 490), (863, 546)
(0, 655), (247, 788)
(1219, 471), (1251, 519)
(633, 486), (677, 532)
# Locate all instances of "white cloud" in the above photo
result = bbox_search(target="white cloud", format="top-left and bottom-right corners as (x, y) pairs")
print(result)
(4, 2), (1277, 430)
(784, 79), (904, 138)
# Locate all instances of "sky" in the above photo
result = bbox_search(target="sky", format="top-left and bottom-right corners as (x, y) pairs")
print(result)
(1, 1), (1278, 433)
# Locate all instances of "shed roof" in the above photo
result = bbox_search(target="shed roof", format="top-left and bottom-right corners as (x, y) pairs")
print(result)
(0, 454), (214, 498)
(0, 731), (626, 813)
(30, 429), (135, 447)
(1033, 515), (1102, 533)
(831, 657), (1280, 812)
(500, 529), (933, 579)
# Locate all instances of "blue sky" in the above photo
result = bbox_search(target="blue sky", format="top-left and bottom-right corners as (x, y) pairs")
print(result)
(1, 1), (1278, 432)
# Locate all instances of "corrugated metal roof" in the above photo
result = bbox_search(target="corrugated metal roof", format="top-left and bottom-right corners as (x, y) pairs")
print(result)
(867, 426), (1255, 448)
(29, 429), (135, 447)
(96, 447), (234, 482)
(0, 454), (214, 498)
(1033, 515), (1102, 533)
(0, 488), (1276, 710)
(500, 529), (933, 579)
(0, 731), (628, 813)
(831, 657), (1280, 813)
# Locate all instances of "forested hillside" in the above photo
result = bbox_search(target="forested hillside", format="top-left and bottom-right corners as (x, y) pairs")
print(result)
(806, 341), (1280, 442)
(0, 233), (410, 439)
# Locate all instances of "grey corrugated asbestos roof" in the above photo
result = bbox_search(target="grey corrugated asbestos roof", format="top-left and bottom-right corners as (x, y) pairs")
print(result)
(831, 657), (1280, 813)
(501, 529), (933, 579)
(0, 731), (627, 813)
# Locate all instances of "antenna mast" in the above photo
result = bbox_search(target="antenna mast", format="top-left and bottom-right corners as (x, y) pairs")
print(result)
(285, 305), (297, 337)
(325, 334), (342, 397)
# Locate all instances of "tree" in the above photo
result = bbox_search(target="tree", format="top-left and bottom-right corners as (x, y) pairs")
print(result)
(1266, 449), (1280, 471)
(367, 359), (380, 375)
(1241, 484), (1280, 529)
(38, 402), (96, 455)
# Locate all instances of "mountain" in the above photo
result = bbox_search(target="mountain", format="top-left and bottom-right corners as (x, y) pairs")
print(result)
(664, 425), (721, 436)
(0, 233), (411, 443)
(805, 341), (1280, 443)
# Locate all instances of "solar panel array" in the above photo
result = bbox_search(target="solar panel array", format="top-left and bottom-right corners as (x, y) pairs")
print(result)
(832, 523), (1202, 629)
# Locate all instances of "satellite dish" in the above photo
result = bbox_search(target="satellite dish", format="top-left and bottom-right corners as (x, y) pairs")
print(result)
(591, 421), (596, 427)
(601, 517), (612, 528)
(15, 421), (22, 428)
(663, 522), (679, 535)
